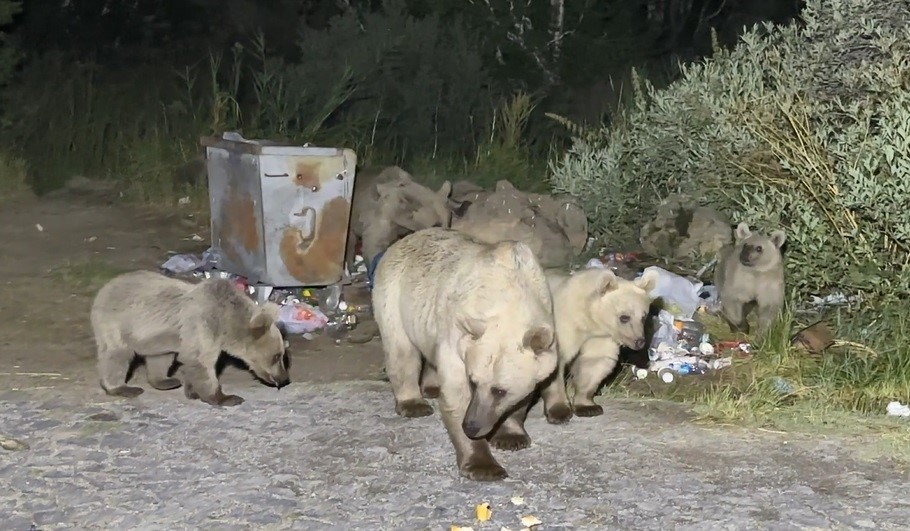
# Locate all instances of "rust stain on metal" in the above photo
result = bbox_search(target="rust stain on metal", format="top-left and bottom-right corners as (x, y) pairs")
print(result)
(294, 160), (324, 191)
(280, 196), (350, 283)
(219, 188), (260, 263)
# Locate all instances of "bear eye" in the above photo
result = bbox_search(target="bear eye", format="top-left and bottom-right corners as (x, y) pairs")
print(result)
(755, 245), (763, 253)
(491, 387), (507, 399)
(272, 353), (282, 364)
(619, 315), (631, 324)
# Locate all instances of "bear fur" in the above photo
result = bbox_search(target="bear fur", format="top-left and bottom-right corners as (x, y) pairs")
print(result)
(90, 271), (289, 407)
(540, 267), (659, 418)
(345, 165), (453, 273)
(450, 180), (587, 269)
(714, 222), (787, 336)
(371, 227), (558, 482)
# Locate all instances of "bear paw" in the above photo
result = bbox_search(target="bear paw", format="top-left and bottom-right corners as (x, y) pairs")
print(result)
(545, 403), (574, 424)
(421, 386), (440, 399)
(216, 394), (245, 407)
(149, 378), (182, 391)
(460, 458), (508, 482)
(104, 385), (144, 398)
(396, 399), (434, 418)
(489, 431), (531, 451)
(574, 404), (604, 417)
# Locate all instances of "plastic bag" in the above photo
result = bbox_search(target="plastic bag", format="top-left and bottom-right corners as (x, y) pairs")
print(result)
(278, 302), (329, 335)
(642, 266), (704, 318)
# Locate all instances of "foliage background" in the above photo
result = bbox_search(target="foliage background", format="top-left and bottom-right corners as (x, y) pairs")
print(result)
(550, 0), (910, 303)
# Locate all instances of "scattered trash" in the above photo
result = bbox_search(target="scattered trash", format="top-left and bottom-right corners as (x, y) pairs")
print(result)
(178, 196), (191, 206)
(643, 266), (704, 318)
(510, 496), (525, 506)
(36, 223), (44, 232)
(451, 526), (474, 531)
(807, 291), (862, 309)
(278, 303), (329, 335)
(886, 401), (910, 417)
(768, 376), (796, 395)
(0, 435), (29, 451)
(476, 503), (493, 522)
(520, 515), (542, 528)
(84, 236), (97, 243)
(791, 321), (835, 355)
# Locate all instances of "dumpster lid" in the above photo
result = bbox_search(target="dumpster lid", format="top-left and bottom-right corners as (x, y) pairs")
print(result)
(200, 131), (347, 157)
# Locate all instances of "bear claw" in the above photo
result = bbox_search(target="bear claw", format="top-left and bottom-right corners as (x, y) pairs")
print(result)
(574, 404), (604, 417)
(460, 459), (508, 482)
(489, 432), (531, 451)
(396, 399), (434, 418)
(545, 403), (574, 424)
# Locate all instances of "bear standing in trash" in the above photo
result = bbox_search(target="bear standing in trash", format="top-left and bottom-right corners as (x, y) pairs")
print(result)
(371, 228), (558, 482)
(540, 267), (659, 419)
(90, 270), (290, 407)
(714, 222), (787, 335)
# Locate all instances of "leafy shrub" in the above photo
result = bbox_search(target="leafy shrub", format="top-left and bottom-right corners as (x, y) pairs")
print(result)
(549, 0), (910, 304)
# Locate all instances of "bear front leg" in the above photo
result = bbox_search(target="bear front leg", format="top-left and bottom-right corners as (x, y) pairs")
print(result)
(756, 298), (783, 338)
(179, 360), (243, 407)
(570, 338), (620, 417)
(489, 399), (532, 451)
(420, 361), (440, 399)
(721, 298), (750, 334)
(144, 353), (181, 391)
(98, 345), (144, 398)
(437, 349), (507, 481)
(539, 360), (573, 424)
(383, 335), (433, 418)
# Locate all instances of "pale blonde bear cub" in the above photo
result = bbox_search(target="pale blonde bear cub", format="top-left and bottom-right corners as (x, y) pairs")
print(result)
(372, 227), (558, 482)
(540, 267), (659, 419)
(90, 270), (290, 407)
(714, 222), (787, 336)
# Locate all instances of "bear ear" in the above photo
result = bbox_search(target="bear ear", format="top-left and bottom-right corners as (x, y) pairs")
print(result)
(492, 241), (537, 271)
(734, 222), (752, 241)
(458, 316), (487, 341)
(249, 308), (275, 340)
(770, 229), (787, 249)
(633, 268), (660, 293)
(437, 180), (453, 199)
(523, 326), (554, 355)
(593, 268), (619, 297)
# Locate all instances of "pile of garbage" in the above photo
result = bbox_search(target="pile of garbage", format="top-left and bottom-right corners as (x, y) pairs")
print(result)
(160, 249), (374, 343)
(585, 253), (749, 383)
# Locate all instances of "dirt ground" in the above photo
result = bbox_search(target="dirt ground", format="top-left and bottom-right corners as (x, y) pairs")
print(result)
(1, 193), (909, 530)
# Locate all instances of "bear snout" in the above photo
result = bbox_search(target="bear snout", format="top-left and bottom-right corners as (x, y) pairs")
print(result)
(461, 419), (483, 439)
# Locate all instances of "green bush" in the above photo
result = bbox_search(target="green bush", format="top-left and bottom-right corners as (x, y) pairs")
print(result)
(549, 0), (910, 304)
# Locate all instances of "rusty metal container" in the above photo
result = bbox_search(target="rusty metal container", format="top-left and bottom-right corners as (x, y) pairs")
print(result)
(201, 132), (357, 288)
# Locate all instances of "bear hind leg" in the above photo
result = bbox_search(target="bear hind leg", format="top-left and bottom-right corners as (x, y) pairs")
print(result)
(98, 344), (144, 398)
(145, 353), (181, 391)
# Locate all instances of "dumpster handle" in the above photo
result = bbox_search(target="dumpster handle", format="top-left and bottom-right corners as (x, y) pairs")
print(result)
(264, 172), (289, 177)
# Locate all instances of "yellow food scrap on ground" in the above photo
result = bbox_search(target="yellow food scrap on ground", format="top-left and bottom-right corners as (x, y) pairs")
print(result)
(520, 514), (542, 528)
(475, 502), (493, 522)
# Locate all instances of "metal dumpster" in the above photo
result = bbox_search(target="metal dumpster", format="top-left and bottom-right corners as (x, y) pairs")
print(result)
(201, 132), (357, 288)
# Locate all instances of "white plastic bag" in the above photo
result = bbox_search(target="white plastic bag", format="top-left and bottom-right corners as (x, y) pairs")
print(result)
(278, 302), (329, 335)
(642, 266), (704, 318)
